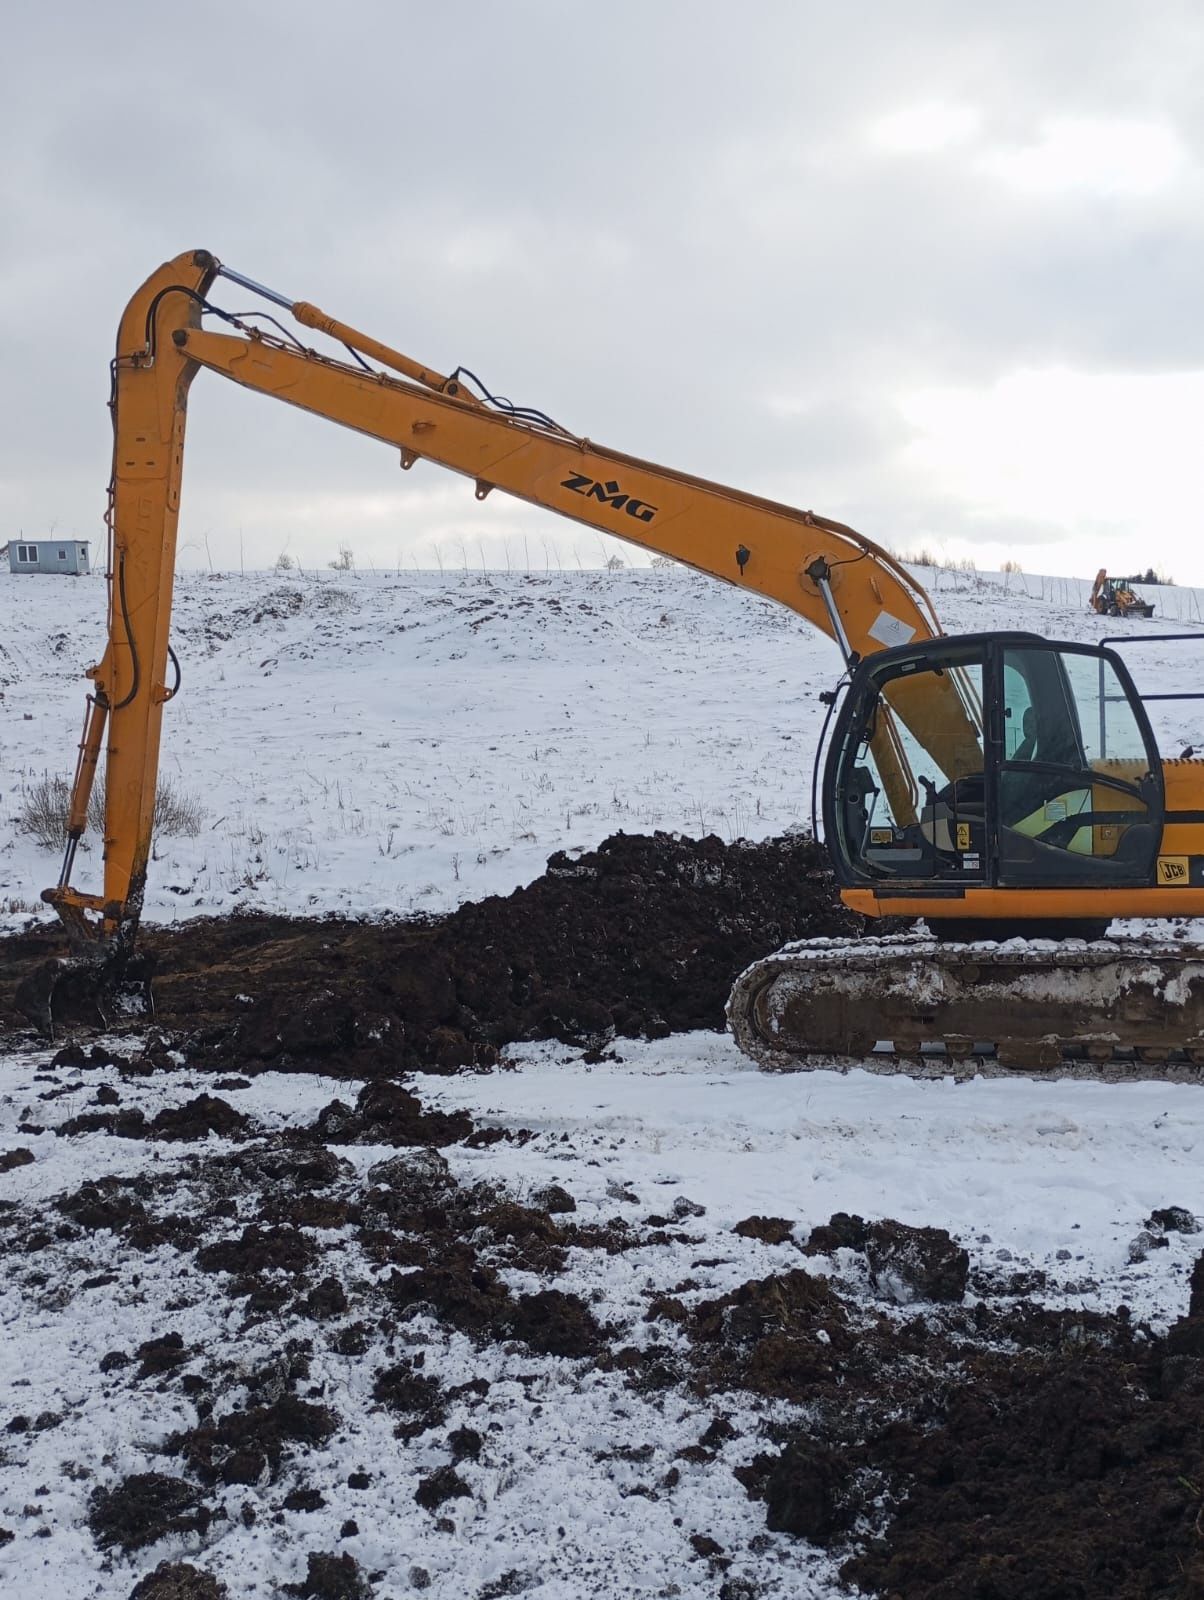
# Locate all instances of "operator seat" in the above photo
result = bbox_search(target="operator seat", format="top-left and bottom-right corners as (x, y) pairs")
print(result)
(1013, 706), (1037, 764)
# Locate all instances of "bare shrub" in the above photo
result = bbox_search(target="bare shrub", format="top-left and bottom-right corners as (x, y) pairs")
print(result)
(17, 773), (205, 852)
(15, 774), (72, 850)
(150, 783), (206, 837)
(1001, 558), (1023, 575)
(329, 545), (355, 572)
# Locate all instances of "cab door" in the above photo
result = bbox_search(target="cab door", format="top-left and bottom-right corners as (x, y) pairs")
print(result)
(993, 643), (1163, 887)
(826, 642), (989, 886)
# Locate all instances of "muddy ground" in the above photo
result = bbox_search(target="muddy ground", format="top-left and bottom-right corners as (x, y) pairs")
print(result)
(1, 830), (861, 1068)
(2, 831), (1203, 1596)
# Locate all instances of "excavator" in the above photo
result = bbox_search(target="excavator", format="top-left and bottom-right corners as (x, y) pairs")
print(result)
(26, 249), (1204, 1076)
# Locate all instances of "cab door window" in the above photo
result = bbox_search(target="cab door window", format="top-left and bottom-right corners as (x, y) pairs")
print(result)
(835, 656), (987, 883)
(997, 646), (1159, 885)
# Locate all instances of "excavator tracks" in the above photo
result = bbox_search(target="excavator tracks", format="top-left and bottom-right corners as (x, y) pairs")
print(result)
(727, 935), (1204, 1082)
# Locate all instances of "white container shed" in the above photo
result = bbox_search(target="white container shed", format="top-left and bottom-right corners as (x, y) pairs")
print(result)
(3, 539), (91, 575)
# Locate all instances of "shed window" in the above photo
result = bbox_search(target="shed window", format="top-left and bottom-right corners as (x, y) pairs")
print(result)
(16, 544), (36, 563)
(58, 548), (67, 560)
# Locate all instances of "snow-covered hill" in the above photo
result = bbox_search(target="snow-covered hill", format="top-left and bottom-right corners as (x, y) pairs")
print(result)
(3, 564), (1200, 933)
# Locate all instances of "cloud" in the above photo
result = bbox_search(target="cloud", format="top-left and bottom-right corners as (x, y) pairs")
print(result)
(977, 116), (1187, 198)
(4, 1), (1204, 579)
(868, 103), (983, 156)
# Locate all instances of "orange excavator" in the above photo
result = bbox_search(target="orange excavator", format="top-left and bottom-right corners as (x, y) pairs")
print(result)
(31, 250), (1204, 1074)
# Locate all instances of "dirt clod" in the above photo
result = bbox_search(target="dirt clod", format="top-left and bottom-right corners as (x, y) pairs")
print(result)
(284, 1487), (326, 1513)
(136, 1332), (190, 1378)
(863, 1220), (969, 1305)
(285, 1551), (372, 1599)
(196, 1224), (318, 1278)
(733, 1216), (794, 1246)
(128, 1562), (229, 1599)
(58, 1179), (148, 1232)
(170, 1397), (337, 1486)
(752, 1438), (853, 1546)
(1148, 1206), (1199, 1234)
(88, 1473), (211, 1552)
(151, 1095), (249, 1141)
(313, 1081), (471, 1147)
(415, 1465), (471, 1511)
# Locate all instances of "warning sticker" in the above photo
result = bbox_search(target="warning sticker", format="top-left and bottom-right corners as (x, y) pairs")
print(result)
(956, 821), (971, 850)
(867, 610), (917, 650)
(870, 828), (893, 845)
(1157, 855), (1190, 885)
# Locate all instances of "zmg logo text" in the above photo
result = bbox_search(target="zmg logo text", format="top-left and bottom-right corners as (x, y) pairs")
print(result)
(561, 472), (657, 523)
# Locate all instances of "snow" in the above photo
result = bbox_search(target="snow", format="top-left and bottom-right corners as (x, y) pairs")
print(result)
(5, 562), (1200, 935)
(0, 1032), (1200, 1597)
(3, 561), (1204, 1595)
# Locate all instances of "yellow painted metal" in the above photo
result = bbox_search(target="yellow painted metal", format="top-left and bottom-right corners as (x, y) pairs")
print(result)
(845, 885), (1204, 920)
(44, 251), (217, 939)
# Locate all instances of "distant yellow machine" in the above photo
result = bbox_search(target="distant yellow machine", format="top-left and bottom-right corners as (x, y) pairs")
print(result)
(1090, 568), (1156, 619)
(35, 250), (1204, 1072)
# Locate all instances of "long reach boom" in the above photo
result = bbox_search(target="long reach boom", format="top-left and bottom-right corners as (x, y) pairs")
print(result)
(47, 248), (961, 944)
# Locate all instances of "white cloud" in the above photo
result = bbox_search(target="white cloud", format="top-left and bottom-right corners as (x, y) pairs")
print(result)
(868, 102), (982, 156)
(976, 115), (1186, 197)
(898, 365), (1204, 573)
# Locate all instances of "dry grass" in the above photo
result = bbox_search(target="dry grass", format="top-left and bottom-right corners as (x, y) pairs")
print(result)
(17, 774), (205, 851)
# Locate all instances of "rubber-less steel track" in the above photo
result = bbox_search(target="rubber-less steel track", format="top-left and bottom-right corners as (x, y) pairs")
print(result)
(727, 935), (1204, 1081)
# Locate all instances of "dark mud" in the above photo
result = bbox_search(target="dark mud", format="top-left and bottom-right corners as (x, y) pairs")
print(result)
(129, 1563), (229, 1600)
(2, 830), (858, 1072)
(88, 1473), (212, 1552)
(685, 1219), (1204, 1600)
(169, 1395), (338, 1487)
(284, 1552), (372, 1599)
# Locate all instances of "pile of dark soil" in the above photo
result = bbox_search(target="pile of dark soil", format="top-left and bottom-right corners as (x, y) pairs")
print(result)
(684, 1220), (1204, 1599)
(2, 830), (858, 1074)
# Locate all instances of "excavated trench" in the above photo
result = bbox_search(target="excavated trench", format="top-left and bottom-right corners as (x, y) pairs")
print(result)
(3, 829), (1203, 1596)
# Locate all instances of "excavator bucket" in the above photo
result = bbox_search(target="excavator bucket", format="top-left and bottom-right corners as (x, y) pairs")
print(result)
(15, 947), (155, 1038)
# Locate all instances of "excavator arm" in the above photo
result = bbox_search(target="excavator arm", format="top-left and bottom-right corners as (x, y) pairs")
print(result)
(47, 248), (976, 945)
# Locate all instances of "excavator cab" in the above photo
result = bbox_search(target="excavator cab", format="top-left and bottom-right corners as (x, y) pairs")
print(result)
(824, 631), (1164, 897)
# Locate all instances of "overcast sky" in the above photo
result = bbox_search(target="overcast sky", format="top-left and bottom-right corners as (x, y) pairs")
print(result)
(4, 1), (1204, 582)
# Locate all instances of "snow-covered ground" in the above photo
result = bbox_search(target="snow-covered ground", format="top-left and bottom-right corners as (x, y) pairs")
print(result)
(0, 1033), (1200, 1599)
(2, 564), (1204, 1597)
